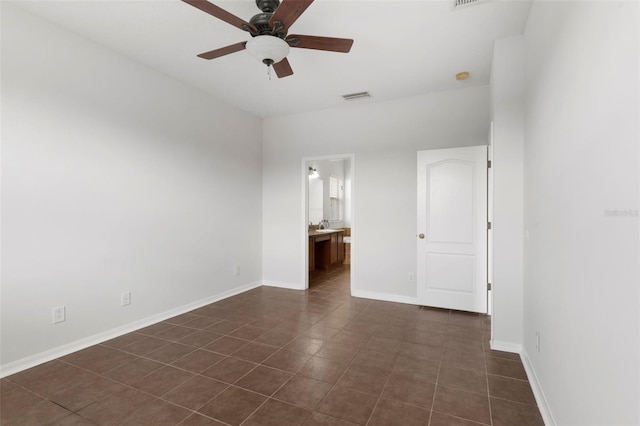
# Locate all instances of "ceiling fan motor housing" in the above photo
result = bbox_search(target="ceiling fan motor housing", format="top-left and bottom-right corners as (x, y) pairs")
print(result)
(256, 0), (279, 13)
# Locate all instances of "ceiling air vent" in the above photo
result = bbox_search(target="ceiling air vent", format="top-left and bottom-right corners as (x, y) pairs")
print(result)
(342, 91), (371, 101)
(451, 0), (489, 10)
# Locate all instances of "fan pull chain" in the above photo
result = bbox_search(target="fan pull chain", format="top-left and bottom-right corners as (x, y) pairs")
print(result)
(267, 65), (272, 80)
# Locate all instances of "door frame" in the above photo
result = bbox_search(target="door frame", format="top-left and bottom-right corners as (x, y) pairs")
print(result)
(301, 153), (355, 291)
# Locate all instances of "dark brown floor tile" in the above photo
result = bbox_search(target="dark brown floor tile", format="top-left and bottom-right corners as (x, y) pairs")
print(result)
(171, 349), (225, 373)
(437, 367), (488, 395)
(198, 386), (266, 426)
(244, 398), (312, 426)
(0, 387), (46, 423)
(145, 342), (196, 364)
(381, 373), (435, 409)
(178, 330), (224, 348)
(446, 325), (485, 340)
(228, 324), (269, 340)
(103, 357), (164, 385)
(121, 398), (191, 425)
(60, 346), (136, 374)
(485, 357), (528, 380)
(304, 412), (359, 426)
(404, 329), (446, 347)
(162, 375), (228, 410)
(164, 312), (201, 326)
(304, 325), (342, 341)
(432, 386), (491, 425)
(3, 399), (72, 426)
(182, 316), (221, 330)
(234, 365), (293, 396)
(401, 343), (443, 362)
(393, 354), (440, 384)
(121, 336), (171, 356)
(51, 414), (96, 425)
(443, 336), (484, 354)
(275, 320), (312, 334)
(201, 356), (257, 384)
(490, 397), (544, 426)
(206, 319), (244, 335)
(330, 330), (370, 348)
(364, 336), (405, 354)
(25, 364), (96, 398)
(274, 375), (333, 410)
(101, 333), (145, 349)
(263, 349), (312, 373)
(368, 398), (430, 426)
(231, 341), (279, 363)
(336, 364), (389, 395)
(317, 386), (378, 425)
(448, 312), (483, 329)
(414, 319), (448, 335)
(77, 388), (155, 425)
(203, 336), (249, 355)
(131, 365), (195, 396)
(298, 356), (349, 384)
(440, 349), (486, 373)
(255, 329), (298, 347)
(315, 342), (360, 363)
(351, 348), (397, 372)
(429, 411), (488, 425)
(138, 322), (175, 336)
(180, 413), (227, 425)
(285, 336), (326, 355)
(485, 349), (521, 362)
(488, 375), (536, 406)
(50, 375), (126, 412)
(415, 308), (450, 324)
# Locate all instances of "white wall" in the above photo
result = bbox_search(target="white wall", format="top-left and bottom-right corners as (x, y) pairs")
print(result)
(262, 87), (490, 300)
(1, 4), (263, 371)
(490, 35), (524, 352)
(522, 2), (639, 425)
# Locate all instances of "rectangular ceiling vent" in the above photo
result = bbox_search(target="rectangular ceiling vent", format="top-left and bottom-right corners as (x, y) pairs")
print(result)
(451, 0), (489, 10)
(342, 91), (371, 101)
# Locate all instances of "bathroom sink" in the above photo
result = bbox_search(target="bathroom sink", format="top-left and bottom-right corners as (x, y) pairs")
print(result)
(315, 229), (336, 233)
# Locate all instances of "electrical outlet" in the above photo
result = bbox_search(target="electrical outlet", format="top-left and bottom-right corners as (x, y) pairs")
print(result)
(121, 291), (131, 307)
(52, 306), (66, 324)
(234, 265), (240, 276)
(408, 272), (415, 282)
(536, 331), (540, 352)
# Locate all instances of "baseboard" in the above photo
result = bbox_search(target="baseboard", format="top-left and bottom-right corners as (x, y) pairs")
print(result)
(351, 289), (419, 306)
(261, 281), (305, 290)
(0, 281), (263, 378)
(521, 349), (556, 426)
(490, 339), (523, 354)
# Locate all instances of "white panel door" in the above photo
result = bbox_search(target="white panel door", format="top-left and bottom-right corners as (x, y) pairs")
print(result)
(417, 146), (487, 313)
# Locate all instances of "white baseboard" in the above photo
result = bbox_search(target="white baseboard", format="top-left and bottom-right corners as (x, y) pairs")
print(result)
(351, 289), (419, 306)
(0, 281), (263, 378)
(490, 339), (523, 354)
(261, 281), (305, 290)
(521, 349), (556, 426)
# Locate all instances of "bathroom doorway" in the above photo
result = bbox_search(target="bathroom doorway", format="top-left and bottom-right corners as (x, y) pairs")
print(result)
(302, 154), (354, 292)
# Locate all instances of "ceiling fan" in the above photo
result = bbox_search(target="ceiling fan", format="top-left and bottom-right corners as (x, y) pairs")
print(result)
(182, 0), (354, 78)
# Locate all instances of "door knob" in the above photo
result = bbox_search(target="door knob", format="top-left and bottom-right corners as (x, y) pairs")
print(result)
(418, 233), (425, 239)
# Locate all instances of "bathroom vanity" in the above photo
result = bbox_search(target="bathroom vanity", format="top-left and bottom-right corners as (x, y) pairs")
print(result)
(308, 229), (344, 273)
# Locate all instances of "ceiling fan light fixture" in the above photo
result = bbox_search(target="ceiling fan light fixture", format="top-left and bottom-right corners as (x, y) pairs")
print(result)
(246, 35), (290, 65)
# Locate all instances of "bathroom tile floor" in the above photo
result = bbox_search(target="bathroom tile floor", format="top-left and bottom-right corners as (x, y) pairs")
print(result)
(1, 266), (544, 425)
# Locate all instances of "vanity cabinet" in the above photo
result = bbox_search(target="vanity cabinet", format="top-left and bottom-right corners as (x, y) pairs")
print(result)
(309, 230), (344, 273)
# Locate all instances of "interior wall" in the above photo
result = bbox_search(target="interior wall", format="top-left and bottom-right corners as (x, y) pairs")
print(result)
(489, 35), (524, 352)
(262, 87), (490, 300)
(1, 4), (263, 370)
(522, 1), (639, 424)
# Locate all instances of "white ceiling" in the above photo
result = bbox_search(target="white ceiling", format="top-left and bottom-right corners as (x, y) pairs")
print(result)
(11, 0), (532, 118)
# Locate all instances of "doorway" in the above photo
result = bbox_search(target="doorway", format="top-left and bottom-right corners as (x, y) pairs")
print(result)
(302, 154), (354, 292)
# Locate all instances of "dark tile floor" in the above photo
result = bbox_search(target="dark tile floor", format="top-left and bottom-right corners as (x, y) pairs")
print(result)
(1, 265), (544, 425)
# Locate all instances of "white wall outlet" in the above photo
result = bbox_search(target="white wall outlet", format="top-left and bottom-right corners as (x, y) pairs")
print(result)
(234, 265), (240, 276)
(52, 306), (66, 324)
(121, 291), (131, 307)
(536, 331), (540, 352)
(408, 272), (415, 282)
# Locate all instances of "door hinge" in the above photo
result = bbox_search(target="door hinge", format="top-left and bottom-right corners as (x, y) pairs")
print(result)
(487, 160), (492, 168)
(487, 222), (492, 230)
(487, 283), (492, 291)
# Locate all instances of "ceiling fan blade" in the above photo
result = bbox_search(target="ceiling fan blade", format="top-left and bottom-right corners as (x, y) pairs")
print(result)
(182, 0), (256, 33)
(273, 58), (294, 78)
(286, 34), (353, 53)
(269, 0), (314, 32)
(197, 41), (247, 60)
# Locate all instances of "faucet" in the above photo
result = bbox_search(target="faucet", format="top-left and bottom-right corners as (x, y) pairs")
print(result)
(319, 220), (329, 230)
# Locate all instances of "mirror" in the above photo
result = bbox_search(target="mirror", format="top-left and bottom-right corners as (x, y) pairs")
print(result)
(308, 177), (323, 224)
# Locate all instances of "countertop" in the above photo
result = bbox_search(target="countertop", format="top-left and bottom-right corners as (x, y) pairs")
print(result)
(308, 229), (344, 237)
